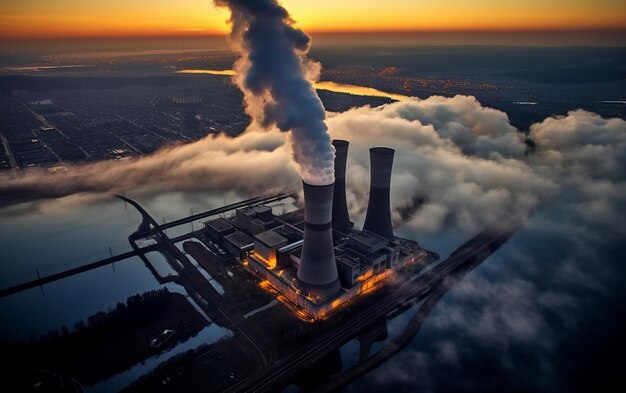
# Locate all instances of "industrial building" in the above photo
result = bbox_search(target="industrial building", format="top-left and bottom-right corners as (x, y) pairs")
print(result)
(223, 231), (255, 259)
(204, 218), (235, 245)
(205, 139), (435, 320)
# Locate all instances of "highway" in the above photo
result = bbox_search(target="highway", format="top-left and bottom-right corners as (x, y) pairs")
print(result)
(225, 221), (519, 393)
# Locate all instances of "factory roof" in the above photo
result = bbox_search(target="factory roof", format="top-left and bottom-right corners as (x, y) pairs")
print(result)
(337, 256), (360, 269)
(254, 206), (272, 214)
(254, 230), (288, 248)
(274, 225), (303, 242)
(237, 207), (256, 217)
(224, 231), (255, 249)
(204, 217), (234, 233)
(348, 230), (389, 253)
(250, 218), (265, 226)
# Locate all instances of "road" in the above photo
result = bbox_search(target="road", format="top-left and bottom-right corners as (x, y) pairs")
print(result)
(225, 221), (519, 393)
(120, 194), (270, 368)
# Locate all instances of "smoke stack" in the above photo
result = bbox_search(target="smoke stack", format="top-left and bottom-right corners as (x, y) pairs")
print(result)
(332, 140), (350, 232)
(296, 182), (341, 297)
(363, 147), (395, 239)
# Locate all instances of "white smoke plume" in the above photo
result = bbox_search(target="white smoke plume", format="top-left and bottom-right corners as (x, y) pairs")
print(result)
(213, 0), (335, 185)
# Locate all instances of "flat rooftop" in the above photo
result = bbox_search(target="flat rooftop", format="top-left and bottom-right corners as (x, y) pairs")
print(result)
(255, 229), (288, 248)
(254, 206), (272, 214)
(348, 231), (389, 252)
(237, 207), (256, 217)
(204, 217), (234, 233)
(224, 230), (255, 248)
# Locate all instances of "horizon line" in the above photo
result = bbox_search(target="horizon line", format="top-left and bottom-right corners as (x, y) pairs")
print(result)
(2, 27), (626, 42)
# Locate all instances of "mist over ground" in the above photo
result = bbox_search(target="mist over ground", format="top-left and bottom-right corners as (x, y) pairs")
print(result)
(1, 93), (624, 392)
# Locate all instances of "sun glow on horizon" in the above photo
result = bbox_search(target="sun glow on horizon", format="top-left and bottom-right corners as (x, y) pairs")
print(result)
(1, 0), (625, 40)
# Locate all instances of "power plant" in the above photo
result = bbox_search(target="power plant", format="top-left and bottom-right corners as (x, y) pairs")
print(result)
(204, 140), (435, 319)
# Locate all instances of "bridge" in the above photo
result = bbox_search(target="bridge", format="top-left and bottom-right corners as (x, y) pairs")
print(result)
(0, 192), (292, 298)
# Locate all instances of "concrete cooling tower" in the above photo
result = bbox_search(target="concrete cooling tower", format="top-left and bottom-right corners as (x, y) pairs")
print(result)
(331, 140), (351, 233)
(363, 147), (395, 240)
(296, 182), (341, 297)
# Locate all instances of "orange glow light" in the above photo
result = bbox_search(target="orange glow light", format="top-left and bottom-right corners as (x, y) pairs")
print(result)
(259, 280), (271, 290)
(357, 270), (373, 282)
(176, 69), (237, 76)
(330, 298), (343, 309)
(360, 270), (393, 295)
(1, 1), (625, 40)
(252, 252), (276, 269)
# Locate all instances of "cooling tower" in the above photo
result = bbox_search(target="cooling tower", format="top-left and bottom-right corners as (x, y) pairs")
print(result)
(332, 140), (351, 232)
(296, 182), (341, 297)
(363, 147), (395, 240)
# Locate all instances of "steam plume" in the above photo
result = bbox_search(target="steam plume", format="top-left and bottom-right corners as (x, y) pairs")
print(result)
(214, 0), (335, 185)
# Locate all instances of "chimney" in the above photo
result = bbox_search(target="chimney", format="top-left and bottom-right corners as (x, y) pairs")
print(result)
(332, 140), (350, 232)
(296, 182), (341, 297)
(363, 147), (395, 239)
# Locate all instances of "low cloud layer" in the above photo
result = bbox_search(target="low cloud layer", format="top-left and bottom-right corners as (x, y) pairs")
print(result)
(325, 101), (625, 393)
(1, 94), (625, 392)
(1, 95), (624, 239)
(326, 96), (552, 233)
(0, 130), (298, 207)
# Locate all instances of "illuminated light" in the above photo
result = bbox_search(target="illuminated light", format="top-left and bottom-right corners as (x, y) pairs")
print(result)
(271, 293), (315, 322)
(252, 252), (276, 269)
(314, 81), (412, 101)
(170, 69), (412, 101)
(176, 69), (237, 76)
(359, 270), (394, 295)
(4, 1), (626, 41)
(357, 270), (373, 282)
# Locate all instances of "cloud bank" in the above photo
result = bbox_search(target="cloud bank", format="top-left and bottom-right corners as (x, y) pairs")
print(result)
(1, 95), (624, 239)
(330, 103), (626, 393)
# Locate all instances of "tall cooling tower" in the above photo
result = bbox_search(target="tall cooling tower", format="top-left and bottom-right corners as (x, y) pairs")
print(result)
(332, 140), (351, 232)
(296, 182), (341, 297)
(363, 147), (395, 239)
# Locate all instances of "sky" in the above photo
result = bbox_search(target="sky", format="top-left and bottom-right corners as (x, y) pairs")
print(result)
(1, 0), (625, 40)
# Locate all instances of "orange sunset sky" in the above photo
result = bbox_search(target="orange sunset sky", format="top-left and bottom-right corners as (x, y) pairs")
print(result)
(1, 0), (625, 40)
